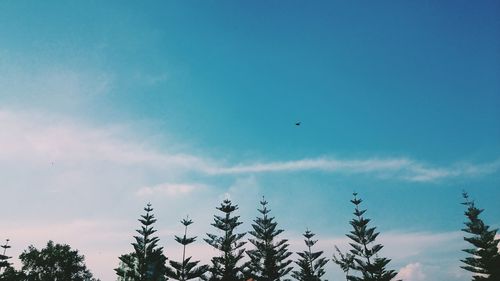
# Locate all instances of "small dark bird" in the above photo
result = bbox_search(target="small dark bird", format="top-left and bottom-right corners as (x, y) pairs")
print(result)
(295, 121), (301, 126)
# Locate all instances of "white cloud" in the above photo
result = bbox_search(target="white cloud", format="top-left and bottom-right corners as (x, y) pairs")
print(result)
(136, 182), (207, 197)
(211, 157), (500, 183)
(1, 109), (498, 185)
(396, 262), (426, 281)
(379, 231), (463, 260)
(209, 158), (410, 174)
(0, 109), (212, 173)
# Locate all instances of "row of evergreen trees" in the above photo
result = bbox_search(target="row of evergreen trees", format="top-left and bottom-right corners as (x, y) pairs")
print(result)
(113, 192), (500, 281)
(1, 192), (498, 281)
(114, 197), (356, 281)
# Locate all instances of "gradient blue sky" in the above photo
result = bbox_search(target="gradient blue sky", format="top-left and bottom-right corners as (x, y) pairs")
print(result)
(1, 1), (499, 281)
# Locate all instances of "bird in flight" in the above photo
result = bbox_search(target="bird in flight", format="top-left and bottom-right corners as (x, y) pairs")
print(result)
(295, 121), (301, 126)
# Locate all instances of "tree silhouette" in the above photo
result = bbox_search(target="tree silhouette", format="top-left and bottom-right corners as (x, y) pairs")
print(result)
(0, 239), (11, 270)
(291, 229), (328, 281)
(0, 266), (25, 281)
(343, 193), (398, 281)
(116, 203), (167, 281)
(332, 245), (355, 280)
(166, 216), (208, 280)
(19, 240), (98, 281)
(461, 192), (500, 280)
(0, 238), (24, 281)
(246, 197), (292, 281)
(204, 199), (247, 281)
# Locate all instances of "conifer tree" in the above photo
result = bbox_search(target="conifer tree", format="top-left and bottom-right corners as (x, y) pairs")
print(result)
(0, 239), (11, 270)
(247, 197), (293, 281)
(343, 193), (398, 281)
(461, 192), (500, 280)
(0, 239), (22, 281)
(166, 216), (208, 281)
(204, 199), (247, 281)
(116, 203), (167, 281)
(291, 229), (328, 281)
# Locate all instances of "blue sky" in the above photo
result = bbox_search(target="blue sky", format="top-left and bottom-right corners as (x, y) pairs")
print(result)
(1, 1), (499, 280)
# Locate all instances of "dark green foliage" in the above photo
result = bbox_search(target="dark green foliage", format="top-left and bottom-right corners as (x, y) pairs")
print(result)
(291, 230), (328, 281)
(204, 199), (247, 281)
(461, 192), (500, 281)
(0, 239), (23, 281)
(247, 197), (293, 281)
(332, 245), (355, 280)
(0, 239), (11, 270)
(116, 203), (167, 281)
(166, 216), (209, 281)
(344, 193), (398, 281)
(0, 266), (25, 281)
(19, 240), (98, 281)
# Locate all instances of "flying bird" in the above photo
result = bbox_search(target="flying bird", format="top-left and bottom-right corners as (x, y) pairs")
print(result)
(295, 121), (301, 126)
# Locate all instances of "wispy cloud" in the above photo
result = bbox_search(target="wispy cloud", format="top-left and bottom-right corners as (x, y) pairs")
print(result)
(1, 109), (498, 184)
(211, 158), (500, 183)
(136, 183), (207, 197)
(0, 110), (212, 173)
(378, 231), (463, 260)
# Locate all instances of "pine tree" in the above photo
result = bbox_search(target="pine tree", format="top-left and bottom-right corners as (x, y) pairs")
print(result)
(344, 193), (398, 281)
(166, 216), (208, 281)
(0, 239), (22, 281)
(247, 197), (293, 281)
(116, 203), (167, 281)
(461, 192), (500, 281)
(0, 239), (11, 270)
(204, 199), (247, 281)
(291, 229), (328, 281)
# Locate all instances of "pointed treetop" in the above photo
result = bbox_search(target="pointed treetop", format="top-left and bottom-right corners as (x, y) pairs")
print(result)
(351, 192), (362, 206)
(260, 196), (268, 206)
(181, 216), (193, 227)
(217, 199), (239, 214)
(247, 197), (292, 280)
(303, 229), (317, 247)
(460, 192), (500, 280)
(342, 192), (399, 281)
(291, 229), (328, 281)
(205, 198), (247, 281)
(167, 217), (208, 281)
(115, 203), (167, 281)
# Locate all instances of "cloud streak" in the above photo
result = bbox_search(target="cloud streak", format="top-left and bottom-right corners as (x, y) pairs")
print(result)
(136, 183), (208, 197)
(1, 109), (498, 184)
(211, 157), (500, 183)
